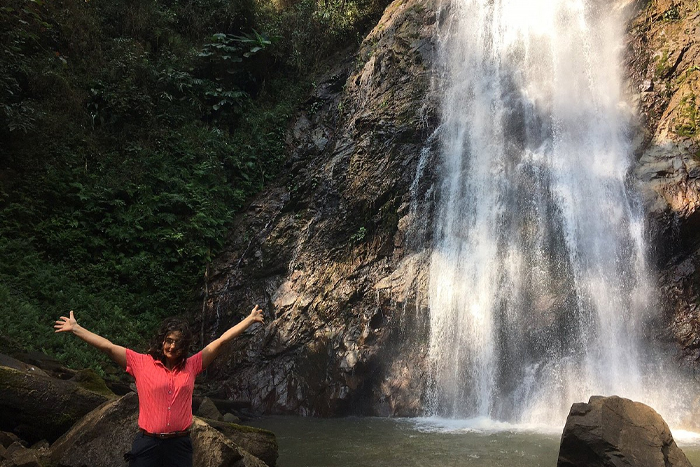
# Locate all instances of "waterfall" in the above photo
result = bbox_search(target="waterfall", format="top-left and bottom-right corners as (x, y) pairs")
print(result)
(426, 0), (684, 424)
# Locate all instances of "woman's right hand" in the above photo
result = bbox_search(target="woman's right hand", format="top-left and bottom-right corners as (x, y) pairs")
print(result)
(54, 310), (78, 333)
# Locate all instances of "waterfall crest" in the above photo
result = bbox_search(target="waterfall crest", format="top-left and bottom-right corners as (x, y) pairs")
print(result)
(427, 0), (683, 424)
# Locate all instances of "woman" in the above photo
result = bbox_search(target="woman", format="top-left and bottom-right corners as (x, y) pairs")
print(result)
(54, 306), (264, 467)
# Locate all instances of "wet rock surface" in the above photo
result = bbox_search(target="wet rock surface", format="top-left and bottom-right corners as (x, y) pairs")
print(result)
(627, 0), (700, 366)
(558, 396), (692, 467)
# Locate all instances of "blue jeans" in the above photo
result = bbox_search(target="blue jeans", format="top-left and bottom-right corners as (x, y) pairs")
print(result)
(126, 432), (193, 467)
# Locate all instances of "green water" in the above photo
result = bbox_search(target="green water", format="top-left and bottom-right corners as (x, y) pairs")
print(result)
(250, 417), (700, 467)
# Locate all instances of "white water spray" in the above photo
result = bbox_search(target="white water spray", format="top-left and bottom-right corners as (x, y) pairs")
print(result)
(427, 0), (687, 425)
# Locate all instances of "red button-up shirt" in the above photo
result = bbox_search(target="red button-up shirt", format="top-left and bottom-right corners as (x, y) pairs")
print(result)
(125, 349), (203, 433)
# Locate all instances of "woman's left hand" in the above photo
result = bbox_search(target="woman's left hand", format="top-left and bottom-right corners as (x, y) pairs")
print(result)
(202, 304), (266, 370)
(248, 304), (264, 324)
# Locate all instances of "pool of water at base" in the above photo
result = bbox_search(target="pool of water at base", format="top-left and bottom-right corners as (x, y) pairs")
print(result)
(248, 416), (700, 467)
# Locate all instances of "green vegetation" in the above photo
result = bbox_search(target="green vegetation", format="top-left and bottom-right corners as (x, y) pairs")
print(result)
(72, 369), (116, 397)
(0, 0), (388, 375)
(674, 93), (699, 137)
(350, 226), (368, 244)
(662, 5), (681, 21)
(655, 49), (671, 78)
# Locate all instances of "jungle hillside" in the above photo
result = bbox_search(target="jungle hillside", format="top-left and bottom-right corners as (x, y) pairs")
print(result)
(0, 0), (387, 373)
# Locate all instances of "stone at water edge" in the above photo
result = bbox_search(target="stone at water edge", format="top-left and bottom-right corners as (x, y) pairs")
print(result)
(197, 396), (224, 421)
(201, 418), (278, 467)
(223, 413), (241, 423)
(557, 395), (691, 467)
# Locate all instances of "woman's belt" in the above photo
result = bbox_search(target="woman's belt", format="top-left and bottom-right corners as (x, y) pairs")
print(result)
(140, 429), (190, 439)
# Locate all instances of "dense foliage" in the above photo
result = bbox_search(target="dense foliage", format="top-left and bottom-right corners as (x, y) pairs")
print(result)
(0, 0), (387, 373)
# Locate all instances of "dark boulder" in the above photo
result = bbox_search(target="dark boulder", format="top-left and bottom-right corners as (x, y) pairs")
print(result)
(190, 418), (268, 467)
(0, 365), (112, 443)
(6, 351), (76, 380)
(0, 355), (49, 378)
(0, 432), (21, 448)
(558, 395), (692, 467)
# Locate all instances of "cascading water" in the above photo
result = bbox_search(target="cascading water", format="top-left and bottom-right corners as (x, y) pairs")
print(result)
(426, 0), (687, 425)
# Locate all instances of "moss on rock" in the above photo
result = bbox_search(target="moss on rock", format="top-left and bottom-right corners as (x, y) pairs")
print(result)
(71, 369), (116, 398)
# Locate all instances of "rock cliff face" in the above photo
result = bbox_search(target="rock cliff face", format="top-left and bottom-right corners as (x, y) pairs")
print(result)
(196, 0), (700, 416)
(626, 0), (700, 365)
(197, 0), (440, 416)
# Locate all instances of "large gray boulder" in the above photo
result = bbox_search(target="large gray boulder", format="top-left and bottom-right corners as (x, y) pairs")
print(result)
(0, 364), (113, 443)
(49, 391), (140, 467)
(49, 392), (276, 467)
(558, 395), (692, 467)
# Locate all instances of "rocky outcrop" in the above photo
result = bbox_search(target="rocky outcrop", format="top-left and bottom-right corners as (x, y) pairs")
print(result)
(0, 364), (113, 443)
(627, 0), (700, 363)
(49, 392), (277, 467)
(196, 0), (440, 416)
(558, 395), (691, 467)
(194, 0), (700, 418)
(190, 418), (268, 467)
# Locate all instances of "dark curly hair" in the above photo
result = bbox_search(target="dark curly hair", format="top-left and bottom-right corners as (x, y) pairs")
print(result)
(147, 317), (193, 368)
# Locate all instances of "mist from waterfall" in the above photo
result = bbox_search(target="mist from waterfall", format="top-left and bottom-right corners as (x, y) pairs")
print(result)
(426, 0), (688, 425)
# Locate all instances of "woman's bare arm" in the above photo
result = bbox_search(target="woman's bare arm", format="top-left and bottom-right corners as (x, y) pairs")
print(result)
(201, 305), (264, 370)
(55, 310), (127, 370)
